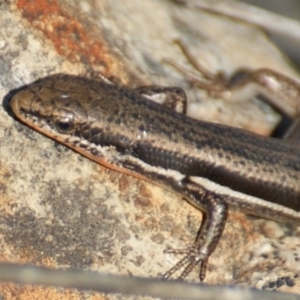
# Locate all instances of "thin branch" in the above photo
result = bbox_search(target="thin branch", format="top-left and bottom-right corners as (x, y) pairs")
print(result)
(175, 0), (300, 43)
(0, 263), (299, 300)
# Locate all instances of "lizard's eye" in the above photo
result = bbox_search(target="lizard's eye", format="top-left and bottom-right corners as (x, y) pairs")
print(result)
(55, 117), (74, 133)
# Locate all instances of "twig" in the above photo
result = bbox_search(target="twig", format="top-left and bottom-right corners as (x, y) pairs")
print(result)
(0, 263), (299, 300)
(175, 0), (300, 43)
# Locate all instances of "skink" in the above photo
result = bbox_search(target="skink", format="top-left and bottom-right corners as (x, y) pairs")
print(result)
(10, 74), (300, 281)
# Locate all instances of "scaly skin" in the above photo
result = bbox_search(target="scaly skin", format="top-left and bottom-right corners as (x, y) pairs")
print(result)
(10, 74), (300, 280)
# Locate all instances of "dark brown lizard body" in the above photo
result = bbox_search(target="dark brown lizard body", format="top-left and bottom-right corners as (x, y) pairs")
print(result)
(10, 74), (300, 280)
